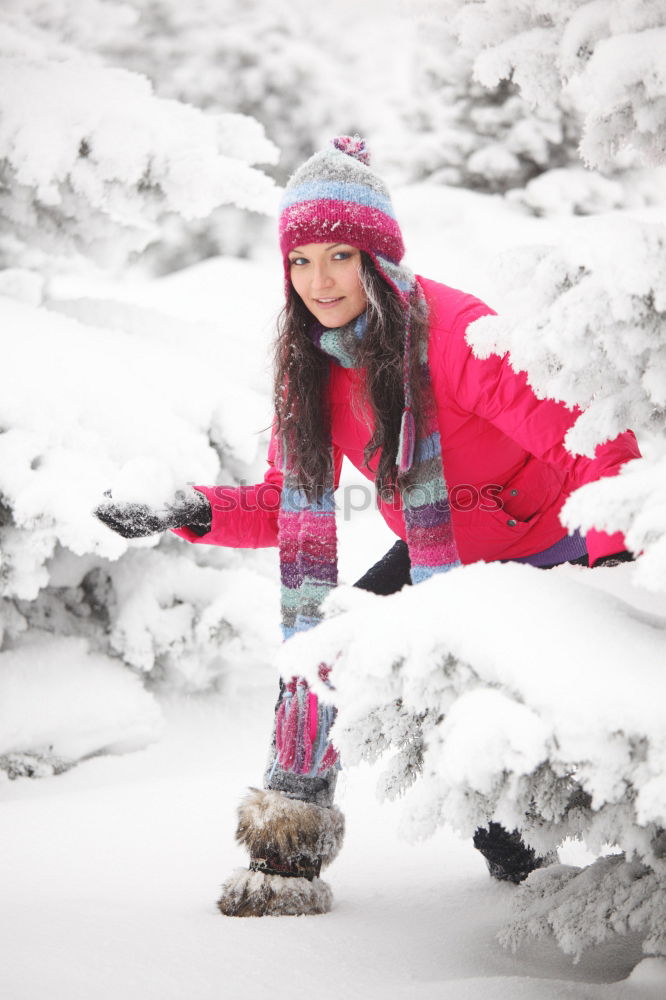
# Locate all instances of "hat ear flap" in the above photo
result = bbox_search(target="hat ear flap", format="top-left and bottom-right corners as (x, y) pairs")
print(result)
(366, 252), (413, 308)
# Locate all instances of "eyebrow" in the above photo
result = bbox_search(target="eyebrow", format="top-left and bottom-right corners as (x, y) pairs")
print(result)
(288, 243), (349, 255)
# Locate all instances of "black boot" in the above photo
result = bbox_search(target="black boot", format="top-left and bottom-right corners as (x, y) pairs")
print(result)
(473, 822), (556, 884)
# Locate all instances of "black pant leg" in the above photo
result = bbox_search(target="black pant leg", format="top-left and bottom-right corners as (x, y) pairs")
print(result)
(353, 539), (412, 595)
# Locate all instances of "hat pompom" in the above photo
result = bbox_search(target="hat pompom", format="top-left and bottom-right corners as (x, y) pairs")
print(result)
(331, 135), (370, 166)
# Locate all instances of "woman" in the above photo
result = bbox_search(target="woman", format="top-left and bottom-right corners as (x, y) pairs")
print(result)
(96, 136), (639, 917)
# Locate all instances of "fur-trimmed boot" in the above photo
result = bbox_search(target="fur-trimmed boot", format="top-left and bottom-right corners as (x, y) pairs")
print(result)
(217, 787), (345, 917)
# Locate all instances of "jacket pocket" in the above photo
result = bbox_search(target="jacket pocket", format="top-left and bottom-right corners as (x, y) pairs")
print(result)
(452, 501), (536, 563)
(495, 458), (565, 524)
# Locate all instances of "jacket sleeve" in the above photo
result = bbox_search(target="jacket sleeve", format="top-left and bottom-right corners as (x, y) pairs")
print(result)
(171, 426), (344, 549)
(444, 301), (641, 566)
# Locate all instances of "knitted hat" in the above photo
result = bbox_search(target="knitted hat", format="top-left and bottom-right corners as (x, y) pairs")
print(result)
(278, 136), (406, 269)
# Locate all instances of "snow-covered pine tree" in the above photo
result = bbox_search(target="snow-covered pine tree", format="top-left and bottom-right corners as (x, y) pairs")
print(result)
(384, 0), (665, 215)
(375, 7), (582, 195)
(0, 0), (278, 271)
(444, 1), (666, 964)
(96, 0), (366, 184)
(446, 0), (666, 588)
(0, 0), (281, 777)
(451, 0), (666, 172)
(451, 12), (666, 957)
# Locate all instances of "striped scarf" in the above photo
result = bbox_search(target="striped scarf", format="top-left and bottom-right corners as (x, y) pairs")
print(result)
(270, 266), (461, 781)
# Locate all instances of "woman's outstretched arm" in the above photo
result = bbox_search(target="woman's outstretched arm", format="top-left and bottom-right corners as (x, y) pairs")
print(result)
(171, 429), (344, 549)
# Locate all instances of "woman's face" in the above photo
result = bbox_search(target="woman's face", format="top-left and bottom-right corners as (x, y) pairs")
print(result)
(287, 242), (367, 328)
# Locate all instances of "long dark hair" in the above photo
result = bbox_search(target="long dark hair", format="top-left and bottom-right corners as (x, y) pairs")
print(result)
(273, 252), (428, 501)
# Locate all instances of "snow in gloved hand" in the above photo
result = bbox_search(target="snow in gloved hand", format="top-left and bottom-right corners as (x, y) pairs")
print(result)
(93, 459), (212, 538)
(94, 487), (212, 538)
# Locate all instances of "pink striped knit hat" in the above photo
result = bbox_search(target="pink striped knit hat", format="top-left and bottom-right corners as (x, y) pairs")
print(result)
(278, 135), (406, 273)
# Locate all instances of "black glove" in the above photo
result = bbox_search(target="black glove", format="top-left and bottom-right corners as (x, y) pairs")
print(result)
(94, 487), (212, 539)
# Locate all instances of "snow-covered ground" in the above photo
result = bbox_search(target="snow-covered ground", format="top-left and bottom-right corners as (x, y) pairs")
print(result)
(1, 684), (658, 1000)
(2, 183), (666, 998)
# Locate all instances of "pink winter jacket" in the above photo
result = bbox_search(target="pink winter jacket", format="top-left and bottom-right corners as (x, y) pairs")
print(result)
(173, 277), (640, 567)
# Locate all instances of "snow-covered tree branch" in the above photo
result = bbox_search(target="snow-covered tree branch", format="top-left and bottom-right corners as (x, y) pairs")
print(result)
(283, 563), (666, 960)
(0, 1), (281, 776)
(465, 220), (666, 588)
(358, 2), (666, 965)
(450, 0), (666, 171)
(0, 1), (278, 268)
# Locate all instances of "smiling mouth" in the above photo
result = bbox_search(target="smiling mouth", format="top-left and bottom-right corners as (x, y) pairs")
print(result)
(314, 297), (343, 305)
